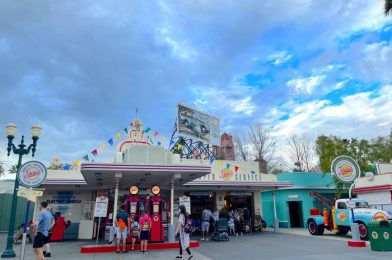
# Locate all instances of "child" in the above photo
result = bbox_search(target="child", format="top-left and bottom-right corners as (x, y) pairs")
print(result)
(130, 217), (140, 251)
(228, 217), (235, 235)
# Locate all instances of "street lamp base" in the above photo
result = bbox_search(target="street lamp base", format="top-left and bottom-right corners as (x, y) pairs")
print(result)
(1, 249), (16, 258)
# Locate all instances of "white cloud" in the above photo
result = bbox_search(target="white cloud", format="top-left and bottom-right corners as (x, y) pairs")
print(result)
(269, 85), (392, 139)
(267, 51), (293, 65)
(231, 97), (256, 115)
(287, 75), (326, 95)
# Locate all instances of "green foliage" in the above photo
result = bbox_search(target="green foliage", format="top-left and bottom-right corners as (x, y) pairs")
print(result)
(0, 162), (4, 177)
(316, 130), (392, 176)
(8, 164), (18, 174)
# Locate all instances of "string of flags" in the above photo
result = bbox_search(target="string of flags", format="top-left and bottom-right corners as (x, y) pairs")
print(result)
(68, 122), (170, 170)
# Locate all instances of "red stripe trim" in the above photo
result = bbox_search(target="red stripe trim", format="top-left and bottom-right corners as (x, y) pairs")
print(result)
(353, 185), (392, 193)
(119, 140), (151, 151)
(185, 181), (293, 187)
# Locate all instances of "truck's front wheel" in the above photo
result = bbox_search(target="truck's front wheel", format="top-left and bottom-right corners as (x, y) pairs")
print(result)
(356, 222), (368, 240)
(308, 220), (324, 235)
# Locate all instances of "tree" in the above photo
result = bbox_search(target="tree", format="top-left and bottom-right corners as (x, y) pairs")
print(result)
(248, 123), (277, 172)
(0, 162), (4, 177)
(386, 0), (392, 16)
(286, 134), (315, 172)
(8, 164), (18, 174)
(233, 132), (251, 161)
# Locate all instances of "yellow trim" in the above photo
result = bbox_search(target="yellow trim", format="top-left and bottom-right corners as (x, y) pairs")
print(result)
(331, 207), (338, 231)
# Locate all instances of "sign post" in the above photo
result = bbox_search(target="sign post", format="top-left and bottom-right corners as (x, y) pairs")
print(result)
(94, 192), (108, 246)
(16, 161), (47, 260)
(330, 155), (365, 247)
(179, 195), (191, 214)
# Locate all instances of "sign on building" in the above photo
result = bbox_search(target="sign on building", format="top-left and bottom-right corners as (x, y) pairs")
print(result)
(17, 161), (47, 188)
(177, 103), (220, 146)
(179, 195), (191, 214)
(331, 156), (360, 183)
(94, 192), (109, 218)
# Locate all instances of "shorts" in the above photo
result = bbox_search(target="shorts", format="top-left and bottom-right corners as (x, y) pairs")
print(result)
(33, 232), (48, 248)
(140, 230), (149, 240)
(201, 221), (210, 232)
(116, 228), (128, 239)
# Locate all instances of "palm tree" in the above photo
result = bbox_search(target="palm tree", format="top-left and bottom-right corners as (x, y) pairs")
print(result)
(9, 164), (18, 174)
(386, 0), (392, 16)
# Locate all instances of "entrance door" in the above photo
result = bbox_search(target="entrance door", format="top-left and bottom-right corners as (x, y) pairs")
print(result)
(288, 201), (303, 228)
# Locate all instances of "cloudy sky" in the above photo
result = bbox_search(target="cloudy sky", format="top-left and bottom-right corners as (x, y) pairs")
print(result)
(0, 0), (391, 174)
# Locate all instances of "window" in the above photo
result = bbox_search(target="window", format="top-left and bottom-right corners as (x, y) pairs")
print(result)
(337, 202), (347, 209)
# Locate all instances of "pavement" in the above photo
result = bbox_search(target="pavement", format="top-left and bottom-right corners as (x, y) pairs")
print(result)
(1, 231), (392, 260)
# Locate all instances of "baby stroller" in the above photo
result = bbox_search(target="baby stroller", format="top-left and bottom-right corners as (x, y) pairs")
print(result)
(212, 218), (229, 241)
(253, 215), (267, 232)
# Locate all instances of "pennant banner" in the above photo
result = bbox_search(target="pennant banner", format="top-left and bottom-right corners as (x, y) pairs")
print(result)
(154, 131), (159, 137)
(73, 160), (80, 168)
(63, 164), (71, 170)
(92, 149), (98, 156)
(100, 144), (106, 150)
(82, 155), (89, 161)
(108, 138), (114, 146)
(226, 163), (231, 169)
(170, 140), (174, 146)
(158, 141), (162, 146)
(115, 133), (121, 139)
(161, 135), (167, 142)
(144, 127), (151, 133)
(123, 128), (128, 134)
(234, 166), (239, 172)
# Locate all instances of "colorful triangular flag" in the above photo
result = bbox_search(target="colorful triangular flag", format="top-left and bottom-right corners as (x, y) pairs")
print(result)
(158, 141), (162, 146)
(100, 144), (106, 150)
(154, 131), (159, 137)
(108, 138), (114, 146)
(123, 128), (128, 134)
(91, 149), (98, 156)
(170, 139), (174, 146)
(235, 166), (239, 172)
(63, 164), (71, 170)
(82, 155), (89, 161)
(73, 160), (80, 168)
(210, 158), (215, 164)
(144, 127), (151, 133)
(226, 163), (231, 169)
(161, 135), (167, 142)
(115, 133), (121, 139)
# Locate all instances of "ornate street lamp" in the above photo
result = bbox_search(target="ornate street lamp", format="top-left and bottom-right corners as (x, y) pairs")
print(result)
(1, 123), (42, 258)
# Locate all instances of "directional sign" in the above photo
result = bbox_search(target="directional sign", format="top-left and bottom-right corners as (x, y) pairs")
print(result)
(17, 190), (43, 198)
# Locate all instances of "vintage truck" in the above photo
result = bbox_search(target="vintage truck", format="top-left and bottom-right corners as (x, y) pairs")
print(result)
(307, 193), (390, 240)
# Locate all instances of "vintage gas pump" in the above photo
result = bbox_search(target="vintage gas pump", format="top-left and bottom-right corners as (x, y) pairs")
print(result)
(150, 185), (164, 242)
(127, 185), (140, 243)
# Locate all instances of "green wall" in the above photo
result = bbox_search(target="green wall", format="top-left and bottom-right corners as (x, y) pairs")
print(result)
(261, 189), (335, 228)
(261, 172), (337, 228)
(0, 194), (35, 232)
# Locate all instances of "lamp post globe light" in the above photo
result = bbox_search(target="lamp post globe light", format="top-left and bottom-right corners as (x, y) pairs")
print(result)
(1, 123), (42, 258)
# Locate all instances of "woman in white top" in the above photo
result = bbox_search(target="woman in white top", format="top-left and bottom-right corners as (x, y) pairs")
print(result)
(175, 205), (193, 259)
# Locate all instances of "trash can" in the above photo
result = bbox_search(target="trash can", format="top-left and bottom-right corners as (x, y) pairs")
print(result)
(368, 220), (392, 251)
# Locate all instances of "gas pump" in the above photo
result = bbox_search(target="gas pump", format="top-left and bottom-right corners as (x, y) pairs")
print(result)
(127, 185), (140, 243)
(150, 185), (164, 242)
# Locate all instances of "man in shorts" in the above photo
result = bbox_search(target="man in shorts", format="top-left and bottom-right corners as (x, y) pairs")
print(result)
(139, 210), (152, 254)
(115, 205), (130, 253)
(32, 202), (55, 260)
(201, 208), (212, 241)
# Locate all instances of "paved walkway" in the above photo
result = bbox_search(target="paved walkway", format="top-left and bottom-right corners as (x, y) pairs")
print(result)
(1, 231), (391, 259)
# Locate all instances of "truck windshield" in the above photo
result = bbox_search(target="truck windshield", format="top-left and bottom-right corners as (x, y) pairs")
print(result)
(355, 202), (370, 208)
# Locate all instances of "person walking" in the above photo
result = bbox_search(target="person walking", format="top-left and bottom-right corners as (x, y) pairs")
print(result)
(32, 202), (55, 260)
(201, 208), (212, 241)
(139, 210), (152, 254)
(114, 205), (130, 254)
(175, 205), (193, 260)
(130, 216), (140, 251)
(234, 209), (243, 236)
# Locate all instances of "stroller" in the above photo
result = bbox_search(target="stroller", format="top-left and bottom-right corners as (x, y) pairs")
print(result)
(253, 214), (267, 232)
(212, 218), (229, 241)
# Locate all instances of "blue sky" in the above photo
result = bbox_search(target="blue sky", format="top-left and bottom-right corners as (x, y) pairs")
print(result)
(0, 0), (391, 172)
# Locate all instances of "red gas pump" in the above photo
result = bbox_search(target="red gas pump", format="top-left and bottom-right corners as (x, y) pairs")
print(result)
(127, 185), (140, 243)
(150, 185), (164, 242)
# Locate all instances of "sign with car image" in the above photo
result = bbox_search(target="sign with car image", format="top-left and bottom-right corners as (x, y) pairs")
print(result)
(177, 103), (220, 146)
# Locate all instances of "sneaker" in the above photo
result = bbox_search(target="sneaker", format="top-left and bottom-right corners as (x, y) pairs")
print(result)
(45, 252), (51, 257)
(200, 238), (205, 241)
(122, 250), (128, 253)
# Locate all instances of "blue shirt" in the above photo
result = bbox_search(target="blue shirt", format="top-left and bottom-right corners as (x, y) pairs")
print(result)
(36, 210), (54, 236)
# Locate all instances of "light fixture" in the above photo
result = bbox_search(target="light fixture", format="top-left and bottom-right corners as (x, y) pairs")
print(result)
(5, 122), (17, 137)
(31, 123), (42, 138)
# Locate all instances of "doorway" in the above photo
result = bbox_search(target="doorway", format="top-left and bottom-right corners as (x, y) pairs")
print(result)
(288, 201), (303, 228)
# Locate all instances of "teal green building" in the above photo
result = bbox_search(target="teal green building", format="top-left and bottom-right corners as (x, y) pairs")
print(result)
(261, 172), (337, 228)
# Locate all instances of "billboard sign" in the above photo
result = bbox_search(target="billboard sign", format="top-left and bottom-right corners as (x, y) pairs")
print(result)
(331, 155), (360, 183)
(177, 103), (220, 145)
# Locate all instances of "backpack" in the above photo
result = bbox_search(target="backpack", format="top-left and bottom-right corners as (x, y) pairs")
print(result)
(118, 218), (127, 230)
(183, 215), (192, 234)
